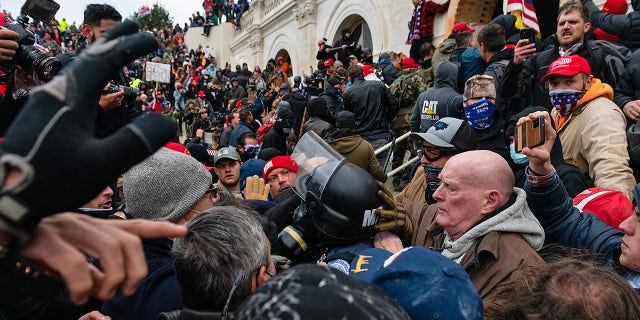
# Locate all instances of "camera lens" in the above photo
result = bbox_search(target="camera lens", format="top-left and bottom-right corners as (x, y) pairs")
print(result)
(15, 45), (61, 81)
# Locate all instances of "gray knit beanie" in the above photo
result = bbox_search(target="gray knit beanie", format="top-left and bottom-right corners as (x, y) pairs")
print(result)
(123, 148), (212, 223)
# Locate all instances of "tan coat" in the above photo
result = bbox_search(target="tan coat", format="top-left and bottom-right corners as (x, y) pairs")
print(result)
(328, 135), (387, 182)
(553, 96), (635, 200)
(395, 165), (426, 205)
(406, 203), (545, 303)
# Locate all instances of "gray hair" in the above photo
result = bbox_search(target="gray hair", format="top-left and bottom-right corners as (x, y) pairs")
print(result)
(172, 206), (269, 311)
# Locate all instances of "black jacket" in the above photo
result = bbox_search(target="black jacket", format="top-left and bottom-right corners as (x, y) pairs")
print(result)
(378, 62), (399, 86)
(614, 49), (640, 123)
(319, 85), (342, 123)
(282, 91), (308, 137)
(342, 76), (398, 136)
(262, 121), (288, 155)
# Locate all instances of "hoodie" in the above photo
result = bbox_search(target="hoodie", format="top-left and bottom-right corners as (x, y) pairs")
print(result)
(441, 188), (545, 261)
(410, 61), (459, 132)
(326, 129), (387, 182)
(554, 78), (613, 130)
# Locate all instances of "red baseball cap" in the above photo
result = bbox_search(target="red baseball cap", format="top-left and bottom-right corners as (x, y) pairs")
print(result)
(401, 57), (420, 69)
(362, 64), (374, 76)
(573, 187), (633, 229)
(452, 22), (475, 33)
(540, 55), (591, 83)
(324, 58), (335, 67)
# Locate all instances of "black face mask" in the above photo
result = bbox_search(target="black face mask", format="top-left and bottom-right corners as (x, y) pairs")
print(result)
(422, 164), (442, 205)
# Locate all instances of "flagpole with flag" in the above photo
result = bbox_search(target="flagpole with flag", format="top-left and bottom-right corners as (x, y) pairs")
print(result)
(506, 0), (541, 37)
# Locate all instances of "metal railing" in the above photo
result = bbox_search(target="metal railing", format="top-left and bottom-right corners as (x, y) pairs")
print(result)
(374, 131), (420, 178)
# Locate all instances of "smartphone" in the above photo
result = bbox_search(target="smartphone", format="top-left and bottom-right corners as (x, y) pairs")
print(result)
(519, 28), (536, 46)
(514, 115), (544, 152)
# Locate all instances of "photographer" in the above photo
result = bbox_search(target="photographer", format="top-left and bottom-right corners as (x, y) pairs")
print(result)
(0, 23), (21, 135)
(78, 4), (137, 138)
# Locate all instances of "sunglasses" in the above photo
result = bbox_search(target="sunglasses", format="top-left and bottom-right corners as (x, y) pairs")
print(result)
(244, 144), (260, 154)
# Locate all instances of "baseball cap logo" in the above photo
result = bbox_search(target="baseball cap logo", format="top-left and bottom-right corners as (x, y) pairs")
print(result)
(434, 121), (449, 130)
(263, 161), (273, 175)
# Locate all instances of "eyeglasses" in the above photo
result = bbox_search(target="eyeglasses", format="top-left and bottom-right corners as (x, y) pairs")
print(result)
(244, 144), (260, 154)
(421, 144), (444, 157)
(220, 272), (243, 320)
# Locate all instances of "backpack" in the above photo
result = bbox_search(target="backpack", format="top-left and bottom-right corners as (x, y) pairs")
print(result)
(389, 68), (433, 111)
(257, 117), (275, 143)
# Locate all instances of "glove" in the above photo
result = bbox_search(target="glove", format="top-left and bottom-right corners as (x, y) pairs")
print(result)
(0, 21), (176, 246)
(374, 182), (413, 240)
(271, 254), (291, 272)
(243, 175), (270, 201)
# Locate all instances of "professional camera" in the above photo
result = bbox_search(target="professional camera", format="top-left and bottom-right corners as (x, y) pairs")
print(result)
(278, 131), (383, 256)
(304, 73), (324, 97)
(2, 0), (62, 82)
(104, 83), (140, 100)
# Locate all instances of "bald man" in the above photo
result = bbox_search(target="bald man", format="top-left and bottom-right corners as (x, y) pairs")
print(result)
(374, 150), (546, 303)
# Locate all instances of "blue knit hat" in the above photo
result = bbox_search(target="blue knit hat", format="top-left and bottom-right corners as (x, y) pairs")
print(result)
(240, 158), (266, 190)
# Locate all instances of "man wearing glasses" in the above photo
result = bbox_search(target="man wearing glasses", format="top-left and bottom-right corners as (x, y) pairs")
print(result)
(236, 132), (260, 163)
(102, 147), (220, 320)
(396, 117), (478, 205)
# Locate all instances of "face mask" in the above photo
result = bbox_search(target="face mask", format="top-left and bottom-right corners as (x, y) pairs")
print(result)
(549, 88), (584, 116)
(422, 164), (442, 205)
(464, 99), (496, 130)
(509, 143), (529, 165)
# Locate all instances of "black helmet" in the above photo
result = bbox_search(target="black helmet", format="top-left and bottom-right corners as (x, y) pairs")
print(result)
(298, 160), (382, 244)
(294, 75), (302, 83)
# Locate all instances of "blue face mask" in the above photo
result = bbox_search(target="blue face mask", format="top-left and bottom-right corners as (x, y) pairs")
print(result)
(549, 88), (584, 116)
(509, 143), (529, 165)
(464, 99), (496, 130)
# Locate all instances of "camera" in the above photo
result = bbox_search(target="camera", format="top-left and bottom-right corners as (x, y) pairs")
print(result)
(3, 16), (62, 82)
(304, 73), (324, 97)
(103, 83), (140, 99)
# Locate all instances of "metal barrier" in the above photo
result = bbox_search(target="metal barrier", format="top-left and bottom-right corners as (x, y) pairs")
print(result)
(373, 130), (420, 178)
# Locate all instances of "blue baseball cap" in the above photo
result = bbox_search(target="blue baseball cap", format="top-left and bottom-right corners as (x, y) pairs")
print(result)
(350, 247), (484, 320)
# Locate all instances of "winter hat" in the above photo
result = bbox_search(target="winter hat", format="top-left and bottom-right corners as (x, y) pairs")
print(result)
(602, 0), (628, 14)
(411, 117), (478, 151)
(349, 247), (484, 320)
(540, 55), (591, 83)
(233, 264), (410, 320)
(257, 148), (283, 162)
(463, 74), (496, 101)
(307, 97), (328, 116)
(263, 155), (298, 180)
(333, 60), (344, 68)
(186, 142), (213, 163)
(240, 158), (266, 190)
(124, 148), (212, 223)
(336, 110), (356, 129)
(573, 187), (633, 229)
(277, 108), (295, 122)
(327, 76), (342, 87)
(277, 100), (291, 110)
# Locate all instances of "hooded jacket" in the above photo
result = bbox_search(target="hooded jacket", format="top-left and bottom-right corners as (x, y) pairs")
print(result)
(326, 129), (387, 182)
(552, 78), (635, 199)
(410, 61), (459, 132)
(262, 120), (289, 155)
(407, 188), (545, 301)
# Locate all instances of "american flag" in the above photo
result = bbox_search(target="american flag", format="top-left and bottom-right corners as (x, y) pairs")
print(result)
(506, 0), (540, 33)
(137, 6), (151, 18)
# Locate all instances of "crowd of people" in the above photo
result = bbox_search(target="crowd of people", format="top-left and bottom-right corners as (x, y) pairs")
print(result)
(3, 0), (640, 319)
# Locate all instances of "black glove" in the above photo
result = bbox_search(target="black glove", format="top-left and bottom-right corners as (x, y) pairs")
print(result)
(0, 21), (176, 246)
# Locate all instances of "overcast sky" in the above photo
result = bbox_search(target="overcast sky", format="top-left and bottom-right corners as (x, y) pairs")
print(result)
(0, 0), (197, 27)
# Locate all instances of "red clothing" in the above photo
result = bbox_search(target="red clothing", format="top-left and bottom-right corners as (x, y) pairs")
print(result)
(408, 0), (450, 41)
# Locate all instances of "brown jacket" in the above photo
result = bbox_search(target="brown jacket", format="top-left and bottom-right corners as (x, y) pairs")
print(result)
(406, 201), (545, 303)
(395, 165), (426, 205)
(327, 135), (387, 182)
